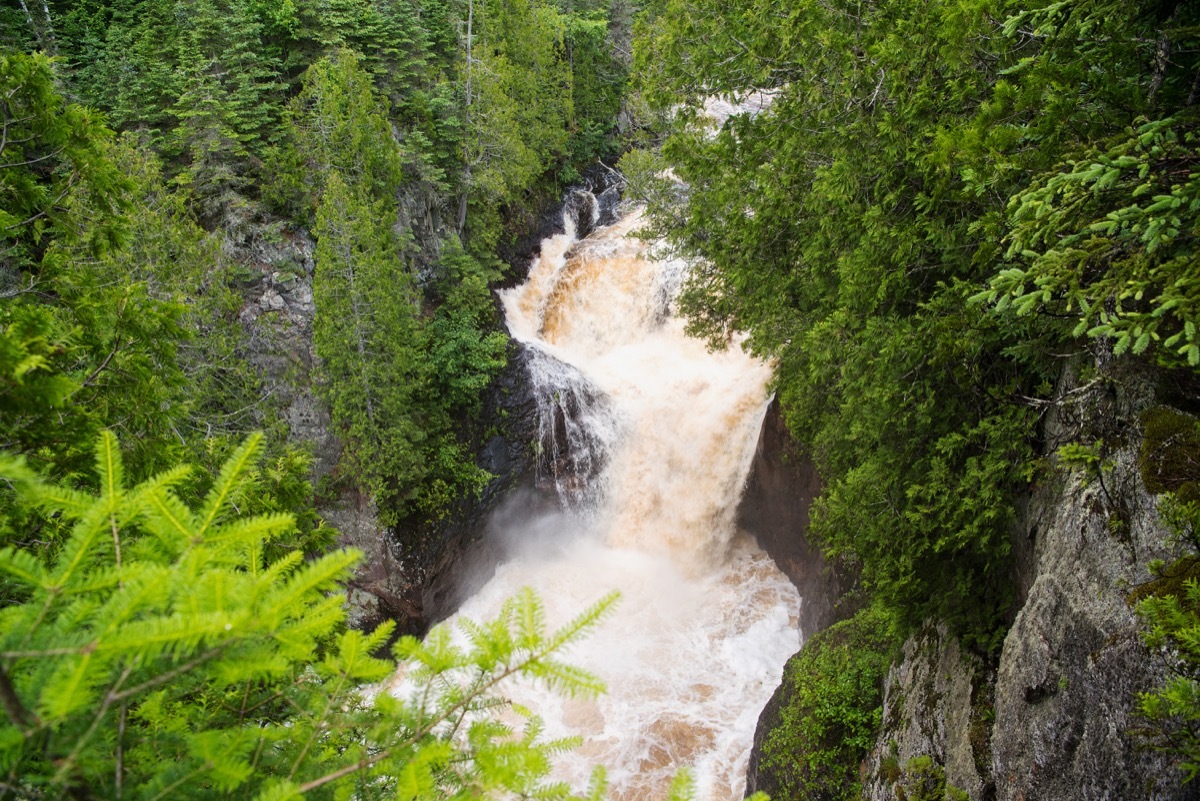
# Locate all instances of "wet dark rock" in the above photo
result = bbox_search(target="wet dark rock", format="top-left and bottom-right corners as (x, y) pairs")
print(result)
(419, 341), (552, 625)
(737, 398), (855, 637)
(496, 166), (626, 288)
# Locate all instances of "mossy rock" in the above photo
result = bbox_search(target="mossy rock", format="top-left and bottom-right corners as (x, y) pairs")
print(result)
(895, 756), (970, 801)
(1139, 406), (1200, 504)
(1127, 555), (1200, 606)
(754, 605), (900, 801)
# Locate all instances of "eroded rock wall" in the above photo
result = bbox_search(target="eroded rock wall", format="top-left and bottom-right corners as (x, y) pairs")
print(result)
(987, 441), (1190, 800)
(861, 626), (990, 801)
(860, 363), (1199, 801)
(737, 398), (855, 637)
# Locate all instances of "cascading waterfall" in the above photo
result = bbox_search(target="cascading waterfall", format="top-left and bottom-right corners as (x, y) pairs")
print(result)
(445, 203), (800, 800)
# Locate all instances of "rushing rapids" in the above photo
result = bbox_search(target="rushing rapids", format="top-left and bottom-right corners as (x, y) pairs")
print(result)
(449, 205), (800, 800)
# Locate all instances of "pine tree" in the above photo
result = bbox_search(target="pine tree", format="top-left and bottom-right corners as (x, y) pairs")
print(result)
(168, 0), (283, 224)
(313, 171), (426, 517)
(0, 431), (619, 800)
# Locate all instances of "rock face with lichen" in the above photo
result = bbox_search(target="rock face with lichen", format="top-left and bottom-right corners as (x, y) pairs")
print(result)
(860, 626), (990, 801)
(858, 363), (1200, 801)
(986, 441), (1191, 798)
(746, 360), (1200, 801)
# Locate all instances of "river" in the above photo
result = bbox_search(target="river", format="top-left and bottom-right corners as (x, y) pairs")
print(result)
(446, 204), (800, 800)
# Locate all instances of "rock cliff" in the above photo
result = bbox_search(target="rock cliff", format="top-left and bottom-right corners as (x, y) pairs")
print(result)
(737, 398), (855, 637)
(745, 359), (1200, 800)
(235, 174), (623, 635)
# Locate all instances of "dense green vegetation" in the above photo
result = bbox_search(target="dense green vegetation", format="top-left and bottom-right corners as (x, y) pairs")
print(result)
(626, 0), (1200, 789)
(629, 0), (1200, 638)
(1, 0), (628, 525)
(1, 0), (631, 795)
(755, 605), (900, 801)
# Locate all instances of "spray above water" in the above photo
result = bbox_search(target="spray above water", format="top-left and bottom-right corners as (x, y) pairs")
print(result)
(446, 202), (800, 800)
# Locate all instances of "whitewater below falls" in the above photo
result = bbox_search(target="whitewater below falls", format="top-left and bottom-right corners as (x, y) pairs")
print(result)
(438, 206), (800, 800)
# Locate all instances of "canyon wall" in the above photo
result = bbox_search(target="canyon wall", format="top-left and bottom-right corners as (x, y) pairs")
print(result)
(745, 361), (1200, 800)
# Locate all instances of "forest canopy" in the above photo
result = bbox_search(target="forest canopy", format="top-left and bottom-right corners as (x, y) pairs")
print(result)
(4, 0), (1200, 795)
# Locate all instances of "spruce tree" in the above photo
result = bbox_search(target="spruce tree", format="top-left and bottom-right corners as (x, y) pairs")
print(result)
(312, 171), (427, 515)
(0, 432), (618, 800)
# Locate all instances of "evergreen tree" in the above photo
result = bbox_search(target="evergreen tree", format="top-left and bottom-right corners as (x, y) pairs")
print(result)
(312, 171), (427, 517)
(0, 51), (189, 483)
(457, 0), (574, 237)
(281, 48), (406, 213)
(0, 432), (618, 800)
(82, 0), (181, 137)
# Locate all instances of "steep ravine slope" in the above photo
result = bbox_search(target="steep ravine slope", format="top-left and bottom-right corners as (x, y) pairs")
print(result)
(236, 176), (622, 634)
(745, 361), (1200, 800)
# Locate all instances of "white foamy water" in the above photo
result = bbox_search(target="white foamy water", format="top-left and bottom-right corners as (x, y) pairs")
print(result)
(436, 207), (800, 800)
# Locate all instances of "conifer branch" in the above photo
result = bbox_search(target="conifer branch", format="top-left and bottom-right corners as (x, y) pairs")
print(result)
(55, 664), (134, 787)
(146, 768), (203, 801)
(288, 671), (350, 780)
(0, 664), (38, 732)
(115, 703), (127, 799)
(78, 339), (131, 391)
(107, 645), (227, 704)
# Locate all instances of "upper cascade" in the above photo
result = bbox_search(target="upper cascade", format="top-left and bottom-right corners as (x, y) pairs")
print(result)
(500, 207), (773, 572)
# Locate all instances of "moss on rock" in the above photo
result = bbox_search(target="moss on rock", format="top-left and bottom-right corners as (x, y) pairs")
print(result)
(753, 605), (901, 801)
(1139, 406), (1200, 504)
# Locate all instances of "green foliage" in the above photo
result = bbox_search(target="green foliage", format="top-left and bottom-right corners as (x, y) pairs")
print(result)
(631, 0), (1048, 644)
(632, 0), (1200, 648)
(1134, 405), (1200, 780)
(0, 50), (128, 274)
(423, 237), (509, 414)
(0, 305), (77, 447)
(8, 0), (633, 526)
(1141, 407), (1200, 507)
(893, 756), (970, 801)
(976, 114), (1200, 366)
(312, 171), (427, 521)
(561, 13), (627, 179)
(1136, 577), (1200, 782)
(179, 436), (335, 562)
(967, 1), (1200, 365)
(757, 605), (900, 801)
(292, 55), (508, 526)
(0, 433), (620, 799)
(460, 0), (572, 205)
(0, 54), (198, 484)
(280, 48), (407, 215)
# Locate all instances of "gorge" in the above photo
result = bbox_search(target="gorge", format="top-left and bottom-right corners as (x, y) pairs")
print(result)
(3, 1), (1200, 798)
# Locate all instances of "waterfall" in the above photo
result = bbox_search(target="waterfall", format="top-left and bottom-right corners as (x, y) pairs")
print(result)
(445, 203), (800, 800)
